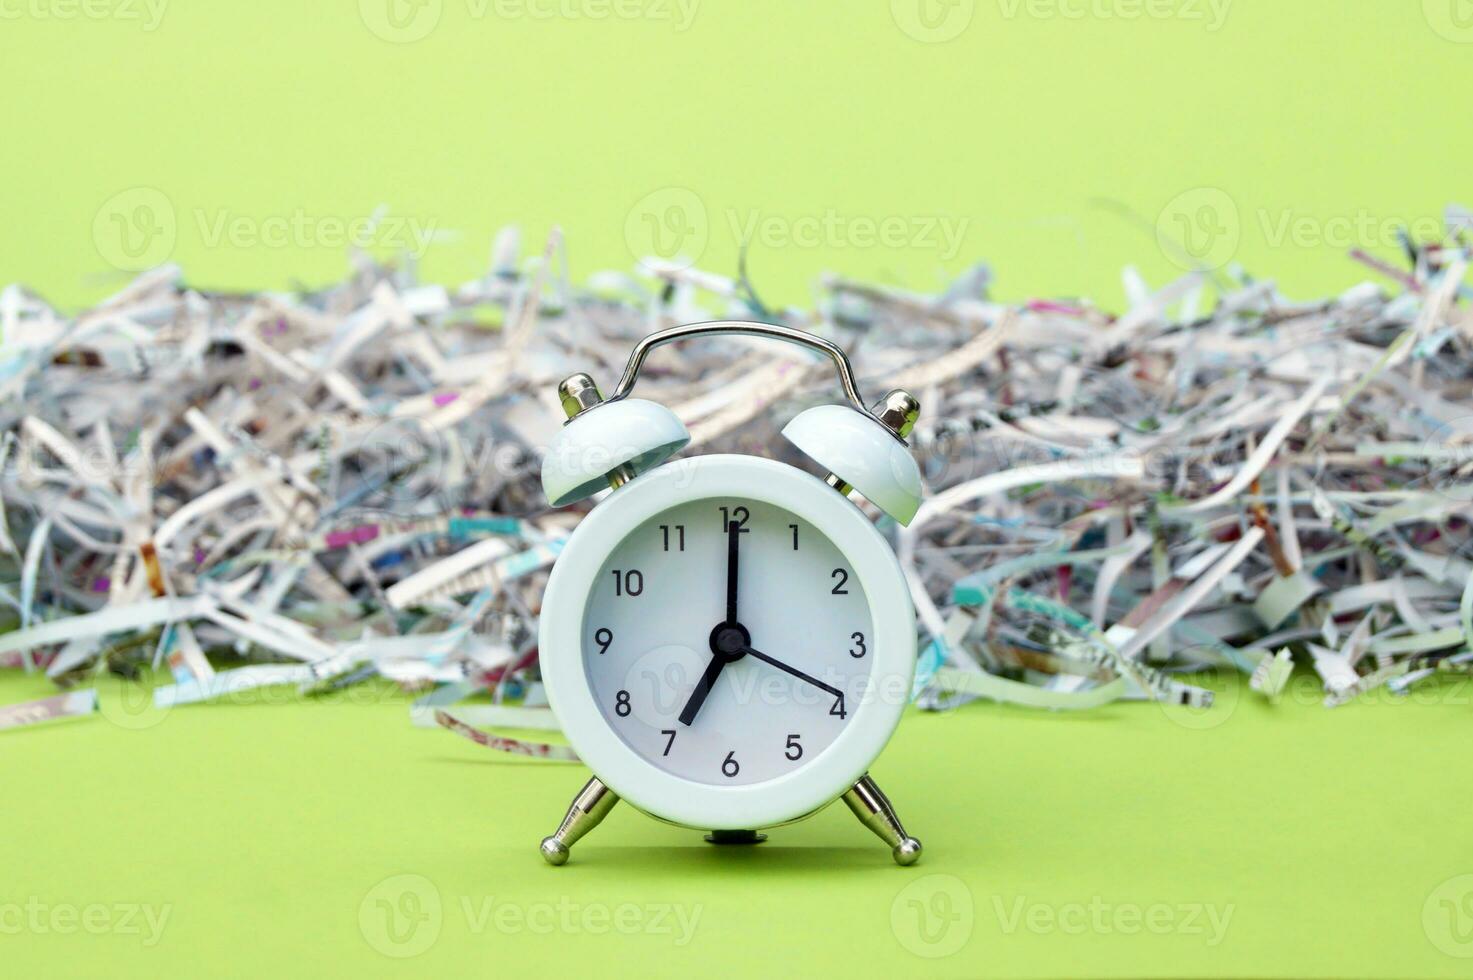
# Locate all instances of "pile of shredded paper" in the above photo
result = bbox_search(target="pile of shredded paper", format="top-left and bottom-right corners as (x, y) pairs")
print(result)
(2, 212), (1472, 748)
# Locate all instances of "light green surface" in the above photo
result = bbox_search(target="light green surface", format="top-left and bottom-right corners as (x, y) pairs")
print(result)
(5, 3), (1473, 977)
(4, 668), (1473, 977)
(0, 1), (1470, 310)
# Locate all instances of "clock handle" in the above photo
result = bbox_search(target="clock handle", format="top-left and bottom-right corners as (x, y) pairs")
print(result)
(607, 320), (876, 420)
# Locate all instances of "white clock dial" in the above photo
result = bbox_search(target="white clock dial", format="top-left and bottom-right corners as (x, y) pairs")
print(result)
(581, 497), (874, 787)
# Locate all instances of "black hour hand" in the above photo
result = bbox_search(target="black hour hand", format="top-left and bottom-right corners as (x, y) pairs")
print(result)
(678, 654), (728, 727)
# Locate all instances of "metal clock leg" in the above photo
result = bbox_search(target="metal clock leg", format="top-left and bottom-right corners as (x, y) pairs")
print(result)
(540, 777), (619, 866)
(842, 774), (922, 866)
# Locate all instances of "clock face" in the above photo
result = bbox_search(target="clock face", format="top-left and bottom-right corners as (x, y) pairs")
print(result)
(581, 497), (874, 787)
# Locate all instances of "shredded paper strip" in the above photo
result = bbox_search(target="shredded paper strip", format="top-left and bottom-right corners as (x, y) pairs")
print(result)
(2, 210), (1471, 751)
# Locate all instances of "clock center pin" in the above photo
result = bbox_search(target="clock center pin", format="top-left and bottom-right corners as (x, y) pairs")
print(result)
(708, 621), (751, 662)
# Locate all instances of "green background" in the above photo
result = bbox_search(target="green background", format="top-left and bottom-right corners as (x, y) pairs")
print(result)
(5, 668), (1473, 978)
(4, 1), (1473, 977)
(2, 0), (1471, 309)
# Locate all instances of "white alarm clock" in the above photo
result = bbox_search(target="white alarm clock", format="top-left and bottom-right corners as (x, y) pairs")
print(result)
(536, 321), (924, 865)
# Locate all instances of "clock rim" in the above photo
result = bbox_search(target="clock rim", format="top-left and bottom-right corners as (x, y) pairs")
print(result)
(539, 454), (916, 830)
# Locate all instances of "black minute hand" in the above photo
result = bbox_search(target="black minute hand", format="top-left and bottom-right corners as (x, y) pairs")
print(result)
(725, 517), (739, 624)
(740, 646), (845, 701)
